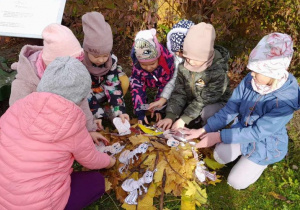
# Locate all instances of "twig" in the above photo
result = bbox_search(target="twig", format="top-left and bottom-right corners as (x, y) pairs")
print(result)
(163, 153), (207, 200)
(154, 150), (160, 169)
(122, 155), (149, 181)
(160, 169), (167, 210)
(162, 152), (187, 181)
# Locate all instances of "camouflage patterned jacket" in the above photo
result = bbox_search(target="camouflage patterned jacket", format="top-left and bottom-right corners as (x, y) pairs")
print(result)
(166, 45), (231, 124)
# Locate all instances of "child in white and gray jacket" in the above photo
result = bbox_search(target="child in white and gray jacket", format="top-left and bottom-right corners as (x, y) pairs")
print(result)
(149, 20), (194, 110)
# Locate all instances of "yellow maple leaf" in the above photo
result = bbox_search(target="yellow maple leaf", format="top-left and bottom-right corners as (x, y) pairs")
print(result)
(151, 141), (169, 151)
(164, 181), (176, 194)
(147, 183), (157, 197)
(181, 189), (196, 210)
(170, 149), (185, 165)
(192, 181), (207, 205)
(154, 160), (167, 183)
(137, 183), (157, 210)
(121, 202), (137, 210)
(138, 124), (163, 135)
(137, 194), (156, 210)
(143, 153), (157, 166)
(208, 175), (222, 186)
(204, 157), (225, 170)
(184, 181), (196, 196)
(105, 178), (112, 192)
(129, 135), (149, 146)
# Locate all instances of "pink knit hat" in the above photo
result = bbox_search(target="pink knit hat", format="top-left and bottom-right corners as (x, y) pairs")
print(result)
(247, 32), (294, 79)
(82, 12), (113, 56)
(42, 23), (83, 66)
(134, 29), (161, 62)
(183, 22), (215, 61)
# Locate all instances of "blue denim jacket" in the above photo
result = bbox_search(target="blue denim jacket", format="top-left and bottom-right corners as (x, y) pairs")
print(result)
(204, 73), (300, 165)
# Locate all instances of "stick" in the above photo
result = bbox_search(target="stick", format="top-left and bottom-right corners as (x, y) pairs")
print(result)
(122, 155), (149, 181)
(160, 169), (167, 210)
(162, 152), (187, 181)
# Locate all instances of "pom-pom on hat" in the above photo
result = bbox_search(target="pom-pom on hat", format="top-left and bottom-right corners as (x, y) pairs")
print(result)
(247, 32), (294, 79)
(82, 12), (113, 56)
(134, 29), (161, 62)
(37, 57), (91, 105)
(167, 19), (194, 54)
(42, 23), (83, 66)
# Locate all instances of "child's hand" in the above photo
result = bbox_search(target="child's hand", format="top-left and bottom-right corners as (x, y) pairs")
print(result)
(106, 156), (116, 169)
(196, 132), (221, 148)
(149, 98), (167, 111)
(156, 118), (173, 130)
(138, 116), (149, 125)
(171, 118), (185, 130)
(89, 131), (110, 146)
(119, 113), (130, 123)
(184, 128), (206, 140)
(94, 119), (104, 130)
(151, 112), (162, 122)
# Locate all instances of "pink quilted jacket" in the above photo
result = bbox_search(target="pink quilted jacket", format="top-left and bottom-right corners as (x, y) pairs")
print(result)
(0, 92), (110, 210)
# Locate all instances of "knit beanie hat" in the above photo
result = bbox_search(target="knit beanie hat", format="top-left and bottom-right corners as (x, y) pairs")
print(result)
(247, 32), (294, 79)
(183, 22), (215, 61)
(37, 57), (91, 105)
(82, 12), (113, 56)
(42, 23), (83, 66)
(167, 20), (194, 53)
(183, 22), (216, 72)
(134, 29), (161, 62)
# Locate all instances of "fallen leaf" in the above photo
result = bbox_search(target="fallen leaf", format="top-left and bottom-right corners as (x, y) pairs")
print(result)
(268, 191), (287, 200)
(105, 178), (112, 192)
(204, 158), (225, 170)
(151, 141), (169, 151)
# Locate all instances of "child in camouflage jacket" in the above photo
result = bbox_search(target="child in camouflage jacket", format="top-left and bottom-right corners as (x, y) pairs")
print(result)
(157, 22), (231, 130)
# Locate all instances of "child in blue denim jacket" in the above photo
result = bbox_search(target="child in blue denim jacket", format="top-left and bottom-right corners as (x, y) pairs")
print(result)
(184, 32), (300, 190)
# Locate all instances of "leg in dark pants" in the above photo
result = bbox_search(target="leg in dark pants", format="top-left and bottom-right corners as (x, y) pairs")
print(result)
(65, 171), (105, 210)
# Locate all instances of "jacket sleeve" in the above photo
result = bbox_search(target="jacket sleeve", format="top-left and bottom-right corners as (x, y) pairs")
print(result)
(221, 104), (294, 144)
(165, 69), (187, 121)
(72, 126), (110, 169)
(9, 78), (36, 106)
(130, 66), (147, 120)
(181, 70), (230, 124)
(204, 75), (247, 132)
(79, 98), (97, 132)
(103, 65), (126, 116)
(160, 64), (178, 100)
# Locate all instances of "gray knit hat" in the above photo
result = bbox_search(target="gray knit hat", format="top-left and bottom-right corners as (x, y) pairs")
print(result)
(37, 56), (91, 104)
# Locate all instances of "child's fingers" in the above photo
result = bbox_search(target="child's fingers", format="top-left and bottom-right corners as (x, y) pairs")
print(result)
(151, 112), (154, 118)
(144, 116), (149, 124)
(156, 113), (161, 122)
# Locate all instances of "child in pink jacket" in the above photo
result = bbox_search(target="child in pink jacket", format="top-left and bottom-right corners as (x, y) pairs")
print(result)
(9, 23), (107, 145)
(0, 57), (115, 210)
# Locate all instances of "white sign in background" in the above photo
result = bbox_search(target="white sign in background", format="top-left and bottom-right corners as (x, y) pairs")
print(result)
(0, 0), (66, 38)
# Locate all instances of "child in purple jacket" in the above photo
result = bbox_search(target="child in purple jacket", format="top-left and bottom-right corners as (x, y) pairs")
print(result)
(130, 29), (174, 124)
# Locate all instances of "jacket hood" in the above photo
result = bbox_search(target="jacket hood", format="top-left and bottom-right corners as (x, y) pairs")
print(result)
(12, 45), (43, 83)
(273, 73), (300, 110)
(13, 92), (86, 142)
(208, 45), (230, 71)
